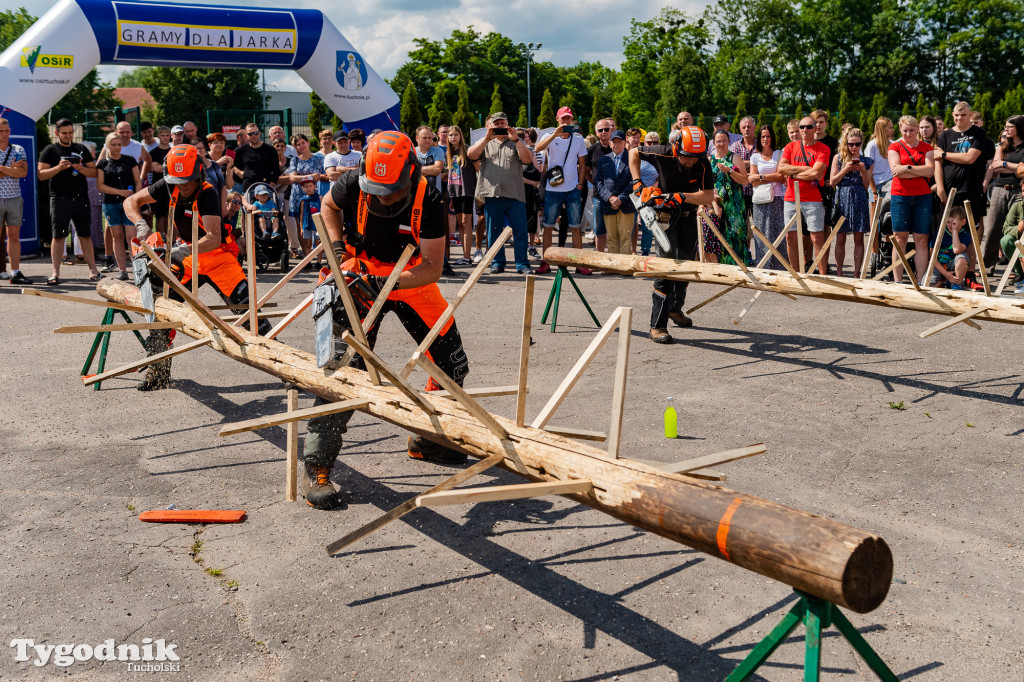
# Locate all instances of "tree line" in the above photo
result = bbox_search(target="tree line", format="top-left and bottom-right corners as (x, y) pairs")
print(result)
(388, 2), (1024, 140)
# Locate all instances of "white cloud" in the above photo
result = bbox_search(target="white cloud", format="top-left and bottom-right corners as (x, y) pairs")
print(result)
(0, 0), (710, 92)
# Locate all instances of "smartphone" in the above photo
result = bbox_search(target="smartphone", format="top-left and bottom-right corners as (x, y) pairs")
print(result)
(491, 127), (508, 136)
(562, 125), (580, 136)
(851, 159), (861, 165)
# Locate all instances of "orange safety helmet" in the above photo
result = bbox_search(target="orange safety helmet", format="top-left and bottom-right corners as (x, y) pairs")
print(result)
(674, 126), (707, 158)
(358, 131), (417, 196)
(163, 144), (203, 184)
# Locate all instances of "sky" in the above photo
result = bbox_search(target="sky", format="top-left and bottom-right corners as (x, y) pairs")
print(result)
(1, 0), (708, 92)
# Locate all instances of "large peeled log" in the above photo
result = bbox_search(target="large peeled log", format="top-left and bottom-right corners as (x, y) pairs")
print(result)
(97, 278), (893, 613)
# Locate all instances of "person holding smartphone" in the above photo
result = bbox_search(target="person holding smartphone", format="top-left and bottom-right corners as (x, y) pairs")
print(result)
(533, 107), (590, 275)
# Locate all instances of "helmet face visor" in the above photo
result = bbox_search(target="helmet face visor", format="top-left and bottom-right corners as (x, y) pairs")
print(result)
(358, 172), (410, 196)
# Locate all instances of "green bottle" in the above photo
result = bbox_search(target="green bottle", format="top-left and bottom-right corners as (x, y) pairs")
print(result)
(664, 397), (678, 439)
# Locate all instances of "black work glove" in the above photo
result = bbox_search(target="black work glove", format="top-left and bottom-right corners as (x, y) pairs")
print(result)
(331, 240), (345, 264)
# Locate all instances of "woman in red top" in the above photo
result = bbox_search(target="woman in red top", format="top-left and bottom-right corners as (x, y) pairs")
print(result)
(886, 116), (934, 284)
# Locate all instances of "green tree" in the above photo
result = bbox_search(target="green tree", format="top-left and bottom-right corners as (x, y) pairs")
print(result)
(0, 8), (34, 51)
(591, 88), (607, 133)
(793, 103), (803, 122)
(901, 101), (911, 118)
(858, 109), (871, 132)
(308, 92), (330, 139)
(837, 90), (850, 130)
(611, 100), (625, 130)
(773, 113), (787, 143)
(992, 83), (1024, 136)
(428, 81), (454, 130)
(734, 92), (747, 126)
(915, 93), (929, 121)
(943, 106), (953, 127)
(452, 80), (474, 135)
(696, 112), (707, 134)
(516, 104), (528, 128)
(971, 91), (993, 134)
(116, 67), (156, 89)
(756, 107), (767, 129)
(489, 83), (503, 115)
(400, 81), (423, 136)
(140, 67), (260, 129)
(537, 89), (555, 128)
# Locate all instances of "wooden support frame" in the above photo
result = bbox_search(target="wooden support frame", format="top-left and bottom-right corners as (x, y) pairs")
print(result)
(516, 276), (535, 427)
(963, 200), (990, 296)
(655, 443), (766, 475)
(326, 452), (506, 555)
(139, 240), (247, 345)
(191, 208), (200, 299)
(807, 216), (846, 275)
(341, 331), (436, 415)
(860, 198), (884, 278)
(55, 322), (179, 334)
(748, 220), (808, 286)
(22, 288), (151, 315)
(994, 241), (1022, 295)
(228, 244), (321, 327)
(889, 237), (923, 292)
(399, 226), (513, 380)
(213, 302), (278, 311)
(82, 337), (212, 386)
(266, 289), (318, 340)
(416, 479), (593, 507)
(286, 388), (299, 502)
(313, 213), (379, 385)
(413, 352), (507, 440)
(734, 290), (764, 326)
(341, 243), (417, 365)
(606, 307), (631, 459)
(164, 203), (175, 299)
(221, 310), (290, 322)
(919, 306), (988, 338)
(245, 211), (259, 331)
(432, 385), (519, 399)
(218, 398), (369, 436)
(870, 248), (916, 281)
(923, 187), (957, 286)
(687, 224), (790, 315)
(531, 307), (624, 430)
(542, 425), (607, 442)
(699, 211), (769, 292)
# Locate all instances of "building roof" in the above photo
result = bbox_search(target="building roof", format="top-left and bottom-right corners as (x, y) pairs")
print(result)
(114, 87), (155, 111)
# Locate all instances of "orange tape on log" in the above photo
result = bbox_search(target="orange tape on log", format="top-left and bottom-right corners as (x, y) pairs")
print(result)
(716, 498), (743, 560)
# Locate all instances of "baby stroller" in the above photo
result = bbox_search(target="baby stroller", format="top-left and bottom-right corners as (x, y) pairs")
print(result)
(244, 183), (290, 272)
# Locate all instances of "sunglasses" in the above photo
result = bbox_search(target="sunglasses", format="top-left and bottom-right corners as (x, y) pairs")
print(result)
(799, 124), (815, 129)
(848, 142), (861, 147)
(230, 199), (242, 204)
(596, 128), (611, 133)
(248, 130), (260, 136)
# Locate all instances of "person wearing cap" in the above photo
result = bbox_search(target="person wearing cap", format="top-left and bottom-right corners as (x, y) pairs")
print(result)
(302, 130), (472, 510)
(324, 129), (361, 186)
(123, 144), (268, 390)
(594, 130), (636, 255)
(534, 106), (590, 274)
(467, 111), (535, 274)
(629, 126), (715, 344)
(170, 125), (185, 146)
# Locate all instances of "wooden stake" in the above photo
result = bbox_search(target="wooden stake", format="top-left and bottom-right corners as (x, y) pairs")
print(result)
(399, 226), (513, 380)
(416, 479), (593, 507)
(860, 197), (884, 278)
(923, 187), (957, 286)
(734, 290), (763, 326)
(340, 243), (416, 365)
(325, 452), (505, 555)
(870, 248), (916, 281)
(221, 310), (289, 322)
(55, 322), (179, 334)
(313, 213), (379, 384)
(218, 398), (369, 436)
(606, 307), (631, 459)
(748, 220), (809, 286)
(994, 243), (1021, 296)
(82, 337), (212, 386)
(531, 308), (624, 429)
(542, 425), (607, 442)
(341, 331), (436, 415)
(686, 226), (789, 315)
(808, 215), (846, 274)
(918, 306), (988, 338)
(227, 246), (319, 326)
(213, 302), (278, 310)
(795, 181), (805, 273)
(890, 237), (923, 292)
(656, 443), (766, 474)
(963, 200), (990, 296)
(516, 276), (535, 427)
(432, 385), (519, 399)
(413, 352), (507, 440)
(164, 203), (175, 299)
(191, 208), (200, 298)
(246, 211), (259, 331)
(22, 288), (151, 315)
(698, 211), (768, 291)
(139, 240), (247, 345)
(266, 289), (317, 340)
(286, 388), (298, 502)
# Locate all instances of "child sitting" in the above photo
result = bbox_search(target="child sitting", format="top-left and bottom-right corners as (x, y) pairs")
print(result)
(250, 185), (279, 239)
(929, 205), (971, 290)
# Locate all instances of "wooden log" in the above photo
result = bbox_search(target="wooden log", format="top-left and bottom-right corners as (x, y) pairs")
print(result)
(97, 277), (894, 614)
(542, 248), (1024, 326)
(686, 225), (791, 315)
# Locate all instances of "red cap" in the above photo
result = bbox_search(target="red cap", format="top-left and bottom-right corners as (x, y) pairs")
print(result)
(556, 106), (573, 119)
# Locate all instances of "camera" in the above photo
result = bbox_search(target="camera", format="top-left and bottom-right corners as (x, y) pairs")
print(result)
(491, 127), (508, 136)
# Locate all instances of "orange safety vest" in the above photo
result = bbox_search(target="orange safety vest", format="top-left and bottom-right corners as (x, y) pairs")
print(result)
(168, 181), (226, 245)
(349, 177), (428, 265)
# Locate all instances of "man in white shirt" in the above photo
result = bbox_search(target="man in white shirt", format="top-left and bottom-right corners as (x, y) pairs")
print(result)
(268, 125), (297, 161)
(323, 130), (361, 186)
(533, 106), (589, 274)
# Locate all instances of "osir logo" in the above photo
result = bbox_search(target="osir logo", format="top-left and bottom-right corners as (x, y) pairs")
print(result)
(20, 46), (74, 73)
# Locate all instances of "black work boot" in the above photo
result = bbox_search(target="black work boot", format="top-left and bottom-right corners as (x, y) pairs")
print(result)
(408, 435), (467, 465)
(304, 463), (347, 510)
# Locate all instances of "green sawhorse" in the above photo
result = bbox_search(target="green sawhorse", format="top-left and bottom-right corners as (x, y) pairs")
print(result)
(540, 265), (600, 332)
(80, 308), (149, 391)
(726, 590), (897, 682)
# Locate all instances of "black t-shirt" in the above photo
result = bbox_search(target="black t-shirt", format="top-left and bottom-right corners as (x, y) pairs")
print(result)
(148, 178), (224, 243)
(995, 141), (1024, 188)
(39, 142), (93, 198)
(818, 135), (839, 181)
(586, 143), (612, 178)
(938, 125), (986, 196)
(233, 143), (281, 189)
(96, 154), (138, 204)
(636, 145), (714, 199)
(329, 173), (445, 263)
(150, 145), (170, 182)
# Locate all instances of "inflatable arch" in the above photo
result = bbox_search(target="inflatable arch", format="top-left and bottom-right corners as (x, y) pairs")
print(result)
(0, 0), (400, 252)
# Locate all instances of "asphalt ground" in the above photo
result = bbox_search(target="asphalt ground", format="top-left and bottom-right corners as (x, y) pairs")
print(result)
(1, 247), (1022, 681)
